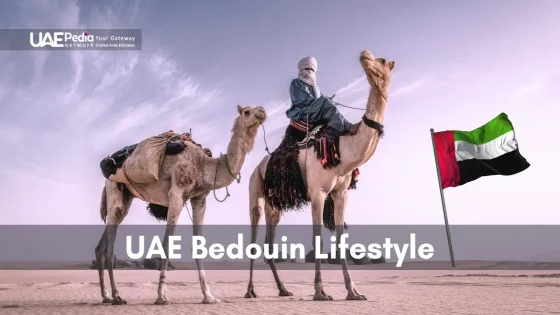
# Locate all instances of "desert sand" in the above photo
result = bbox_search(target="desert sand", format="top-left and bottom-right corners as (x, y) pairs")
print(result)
(1, 264), (559, 314)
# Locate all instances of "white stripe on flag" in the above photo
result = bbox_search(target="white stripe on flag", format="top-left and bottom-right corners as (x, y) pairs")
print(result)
(455, 130), (518, 162)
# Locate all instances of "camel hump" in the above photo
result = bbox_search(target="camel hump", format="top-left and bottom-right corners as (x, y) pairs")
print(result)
(99, 131), (213, 185)
(100, 134), (172, 185)
(117, 135), (171, 184)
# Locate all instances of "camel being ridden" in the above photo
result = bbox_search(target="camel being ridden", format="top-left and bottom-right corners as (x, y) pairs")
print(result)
(244, 50), (395, 301)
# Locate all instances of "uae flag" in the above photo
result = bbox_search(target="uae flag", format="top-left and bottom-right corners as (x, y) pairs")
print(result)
(433, 112), (530, 189)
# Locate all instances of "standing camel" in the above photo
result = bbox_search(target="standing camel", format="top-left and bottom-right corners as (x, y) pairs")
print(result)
(244, 50), (395, 300)
(95, 105), (267, 305)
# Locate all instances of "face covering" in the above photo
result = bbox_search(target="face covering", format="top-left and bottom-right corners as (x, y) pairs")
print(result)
(297, 56), (321, 98)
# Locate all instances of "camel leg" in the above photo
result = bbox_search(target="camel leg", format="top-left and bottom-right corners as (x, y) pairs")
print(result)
(310, 190), (332, 301)
(105, 222), (126, 305)
(95, 186), (111, 303)
(95, 182), (132, 305)
(191, 195), (220, 304)
(332, 190), (367, 300)
(263, 204), (293, 297)
(245, 168), (264, 298)
(154, 192), (183, 305)
(95, 227), (112, 303)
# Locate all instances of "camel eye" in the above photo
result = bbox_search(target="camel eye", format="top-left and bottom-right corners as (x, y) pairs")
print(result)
(244, 111), (250, 116)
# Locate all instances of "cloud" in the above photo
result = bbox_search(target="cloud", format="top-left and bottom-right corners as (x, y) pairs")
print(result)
(92, 53), (139, 94)
(321, 74), (432, 116)
(335, 76), (368, 96)
(390, 77), (430, 98)
(320, 75), (432, 117)
(0, 124), (25, 145)
(263, 100), (290, 126)
(145, 52), (223, 114)
(0, 84), (7, 106)
(511, 78), (547, 100)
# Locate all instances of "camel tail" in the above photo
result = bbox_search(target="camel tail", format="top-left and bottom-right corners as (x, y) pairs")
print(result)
(322, 194), (348, 232)
(100, 185), (108, 224)
(146, 203), (168, 221)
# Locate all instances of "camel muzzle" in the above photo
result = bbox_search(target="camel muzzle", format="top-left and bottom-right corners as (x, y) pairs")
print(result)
(360, 50), (375, 62)
(255, 112), (267, 121)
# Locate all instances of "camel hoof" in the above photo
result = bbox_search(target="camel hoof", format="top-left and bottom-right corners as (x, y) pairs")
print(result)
(279, 290), (293, 297)
(202, 297), (220, 304)
(244, 288), (257, 298)
(346, 294), (367, 301)
(111, 297), (127, 305)
(313, 293), (333, 301)
(154, 297), (170, 305)
(102, 297), (113, 304)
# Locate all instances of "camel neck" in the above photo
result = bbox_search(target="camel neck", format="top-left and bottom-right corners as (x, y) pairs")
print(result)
(204, 129), (248, 190)
(338, 85), (387, 174)
(365, 93), (387, 125)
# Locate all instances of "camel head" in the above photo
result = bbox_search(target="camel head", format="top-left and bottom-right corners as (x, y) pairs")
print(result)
(236, 104), (267, 129)
(359, 50), (395, 93)
(231, 105), (268, 151)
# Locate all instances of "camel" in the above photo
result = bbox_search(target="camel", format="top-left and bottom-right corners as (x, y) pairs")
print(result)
(244, 50), (395, 301)
(95, 104), (267, 305)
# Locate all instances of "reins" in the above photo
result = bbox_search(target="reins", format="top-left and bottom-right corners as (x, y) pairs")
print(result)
(259, 96), (373, 156)
(261, 123), (272, 155)
(184, 153), (240, 224)
(335, 103), (367, 111)
(180, 128), (241, 203)
(212, 153), (241, 202)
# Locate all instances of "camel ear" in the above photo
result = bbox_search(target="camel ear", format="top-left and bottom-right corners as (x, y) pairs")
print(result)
(388, 61), (395, 71)
(237, 105), (243, 115)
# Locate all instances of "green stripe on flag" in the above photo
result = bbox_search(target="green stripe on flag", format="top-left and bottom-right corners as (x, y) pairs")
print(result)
(453, 113), (514, 145)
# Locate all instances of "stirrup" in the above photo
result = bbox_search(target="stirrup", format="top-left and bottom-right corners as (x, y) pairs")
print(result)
(296, 125), (323, 148)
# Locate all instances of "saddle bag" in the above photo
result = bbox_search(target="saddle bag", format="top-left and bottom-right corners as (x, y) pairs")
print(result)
(165, 139), (186, 155)
(100, 144), (138, 180)
(100, 137), (187, 183)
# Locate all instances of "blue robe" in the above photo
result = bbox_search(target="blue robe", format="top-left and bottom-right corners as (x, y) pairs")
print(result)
(285, 78), (352, 133)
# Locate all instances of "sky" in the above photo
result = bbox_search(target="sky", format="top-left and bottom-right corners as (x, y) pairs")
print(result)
(0, 0), (559, 227)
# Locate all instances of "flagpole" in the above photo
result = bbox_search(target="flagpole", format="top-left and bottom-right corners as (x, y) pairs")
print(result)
(429, 128), (456, 268)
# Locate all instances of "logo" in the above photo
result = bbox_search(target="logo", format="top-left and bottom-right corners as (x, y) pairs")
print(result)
(29, 31), (94, 48)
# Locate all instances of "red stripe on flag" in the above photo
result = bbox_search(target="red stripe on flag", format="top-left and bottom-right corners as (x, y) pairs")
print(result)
(433, 131), (460, 189)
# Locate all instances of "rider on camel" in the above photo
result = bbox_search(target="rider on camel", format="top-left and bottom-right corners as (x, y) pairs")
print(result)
(285, 56), (359, 136)
(282, 56), (360, 190)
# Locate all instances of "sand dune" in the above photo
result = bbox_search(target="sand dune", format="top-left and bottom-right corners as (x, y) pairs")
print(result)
(1, 265), (559, 314)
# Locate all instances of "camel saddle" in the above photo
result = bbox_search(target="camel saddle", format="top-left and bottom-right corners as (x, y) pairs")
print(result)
(295, 124), (359, 189)
(263, 121), (359, 217)
(100, 131), (212, 183)
(295, 124), (343, 169)
(296, 125), (325, 149)
(181, 132), (213, 158)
